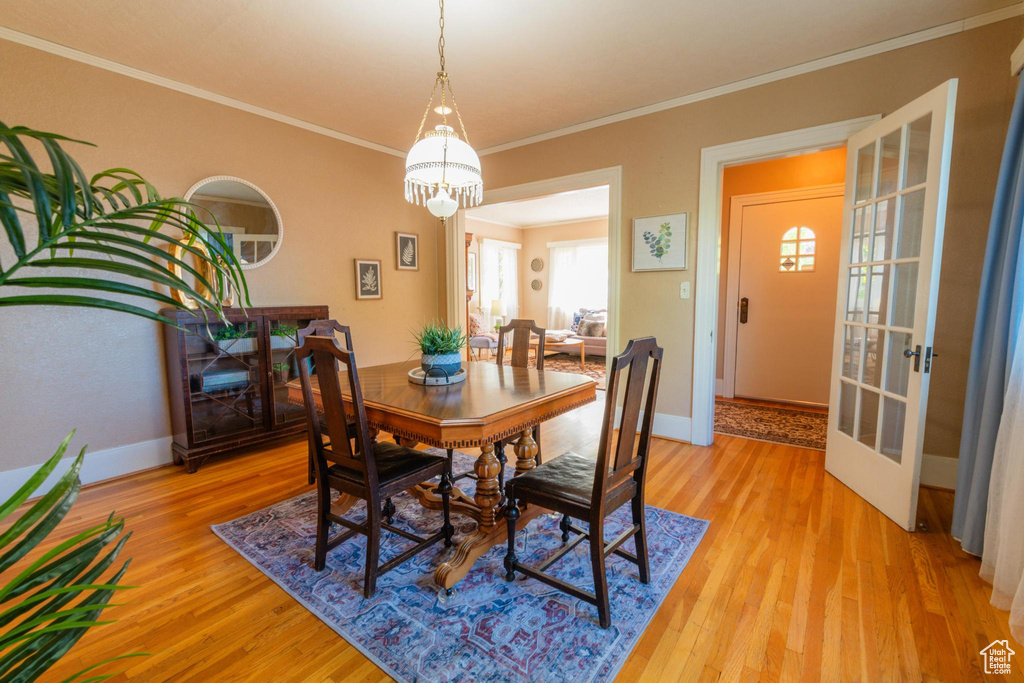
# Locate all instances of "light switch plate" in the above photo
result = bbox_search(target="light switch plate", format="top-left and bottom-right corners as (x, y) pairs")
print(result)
(680, 281), (691, 299)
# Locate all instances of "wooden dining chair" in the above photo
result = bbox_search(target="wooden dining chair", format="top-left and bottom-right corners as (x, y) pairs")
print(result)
(296, 335), (454, 598)
(503, 337), (663, 628)
(297, 320), (356, 485)
(493, 319), (546, 497)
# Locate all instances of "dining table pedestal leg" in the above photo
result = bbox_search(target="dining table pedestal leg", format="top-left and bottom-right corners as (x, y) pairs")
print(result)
(434, 430), (543, 594)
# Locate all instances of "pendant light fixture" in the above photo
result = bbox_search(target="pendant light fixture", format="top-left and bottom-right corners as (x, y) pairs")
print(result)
(404, 0), (482, 219)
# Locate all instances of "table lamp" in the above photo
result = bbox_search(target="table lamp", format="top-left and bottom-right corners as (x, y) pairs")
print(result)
(490, 299), (507, 328)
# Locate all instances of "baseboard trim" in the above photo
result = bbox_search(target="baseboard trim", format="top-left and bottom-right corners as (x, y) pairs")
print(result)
(0, 436), (174, 502)
(921, 453), (958, 491)
(615, 407), (692, 443)
(715, 378), (725, 397)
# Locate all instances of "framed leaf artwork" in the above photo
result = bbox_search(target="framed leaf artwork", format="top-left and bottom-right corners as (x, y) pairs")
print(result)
(396, 232), (419, 270)
(355, 259), (382, 299)
(632, 213), (687, 271)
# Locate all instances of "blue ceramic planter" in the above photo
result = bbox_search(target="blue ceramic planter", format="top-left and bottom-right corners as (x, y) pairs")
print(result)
(421, 352), (462, 377)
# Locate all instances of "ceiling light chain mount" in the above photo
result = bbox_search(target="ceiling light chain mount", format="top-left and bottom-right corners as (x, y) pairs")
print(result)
(405, 0), (483, 219)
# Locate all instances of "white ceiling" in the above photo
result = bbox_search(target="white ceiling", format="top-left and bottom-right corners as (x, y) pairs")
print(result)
(466, 186), (609, 228)
(0, 1), (1017, 152)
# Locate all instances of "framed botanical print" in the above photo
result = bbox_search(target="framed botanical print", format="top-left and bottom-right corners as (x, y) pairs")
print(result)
(467, 251), (477, 291)
(632, 213), (688, 271)
(355, 259), (382, 299)
(396, 232), (419, 270)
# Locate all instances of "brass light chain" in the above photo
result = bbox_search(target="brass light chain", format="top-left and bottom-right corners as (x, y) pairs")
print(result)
(438, 0), (446, 73)
(411, 0), (470, 147)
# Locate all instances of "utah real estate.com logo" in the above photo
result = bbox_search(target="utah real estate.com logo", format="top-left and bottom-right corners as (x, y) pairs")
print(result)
(980, 639), (1015, 675)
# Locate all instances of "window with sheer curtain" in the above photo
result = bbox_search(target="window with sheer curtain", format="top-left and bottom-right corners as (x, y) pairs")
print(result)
(479, 239), (519, 325)
(547, 238), (608, 330)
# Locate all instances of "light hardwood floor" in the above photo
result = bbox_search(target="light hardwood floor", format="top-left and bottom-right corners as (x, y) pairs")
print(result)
(30, 397), (1021, 681)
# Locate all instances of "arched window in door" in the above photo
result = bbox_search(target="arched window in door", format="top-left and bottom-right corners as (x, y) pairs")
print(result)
(780, 226), (816, 272)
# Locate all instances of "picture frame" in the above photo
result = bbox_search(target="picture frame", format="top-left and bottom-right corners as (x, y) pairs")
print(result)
(467, 252), (477, 291)
(355, 259), (382, 299)
(632, 213), (688, 272)
(396, 232), (419, 270)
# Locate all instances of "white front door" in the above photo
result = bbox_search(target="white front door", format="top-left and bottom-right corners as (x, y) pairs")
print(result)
(825, 80), (958, 531)
(733, 191), (843, 405)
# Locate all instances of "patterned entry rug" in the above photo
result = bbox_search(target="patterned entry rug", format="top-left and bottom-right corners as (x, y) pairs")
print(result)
(212, 449), (708, 682)
(714, 399), (828, 450)
(541, 352), (606, 390)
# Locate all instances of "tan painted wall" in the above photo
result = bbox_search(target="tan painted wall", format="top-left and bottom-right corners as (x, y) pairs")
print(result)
(0, 40), (438, 471)
(465, 218), (524, 320)
(717, 149), (848, 380)
(476, 18), (1022, 458)
(520, 219), (609, 325)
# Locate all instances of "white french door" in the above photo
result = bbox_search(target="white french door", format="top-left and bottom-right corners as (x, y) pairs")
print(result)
(825, 80), (957, 531)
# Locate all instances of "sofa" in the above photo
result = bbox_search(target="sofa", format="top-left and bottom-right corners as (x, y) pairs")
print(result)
(565, 308), (607, 357)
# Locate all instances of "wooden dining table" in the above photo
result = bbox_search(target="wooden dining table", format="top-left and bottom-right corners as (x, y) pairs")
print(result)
(286, 359), (597, 594)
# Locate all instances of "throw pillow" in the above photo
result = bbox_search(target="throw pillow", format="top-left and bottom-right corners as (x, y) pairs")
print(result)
(578, 320), (606, 338)
(468, 313), (485, 338)
(570, 311), (585, 333)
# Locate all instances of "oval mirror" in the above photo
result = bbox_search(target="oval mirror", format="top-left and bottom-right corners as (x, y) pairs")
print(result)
(183, 176), (283, 270)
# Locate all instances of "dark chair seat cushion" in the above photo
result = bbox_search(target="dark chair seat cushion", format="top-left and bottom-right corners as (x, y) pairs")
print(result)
(512, 451), (636, 511)
(328, 441), (444, 487)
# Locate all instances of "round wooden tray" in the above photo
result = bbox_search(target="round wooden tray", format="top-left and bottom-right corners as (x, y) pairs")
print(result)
(408, 367), (468, 386)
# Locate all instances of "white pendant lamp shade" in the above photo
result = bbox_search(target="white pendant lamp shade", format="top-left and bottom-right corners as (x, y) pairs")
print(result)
(404, 0), (482, 218)
(405, 125), (482, 215)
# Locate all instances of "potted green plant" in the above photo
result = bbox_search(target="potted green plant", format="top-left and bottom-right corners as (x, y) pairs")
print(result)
(414, 321), (467, 376)
(212, 326), (257, 353)
(272, 361), (291, 383)
(270, 324), (298, 350)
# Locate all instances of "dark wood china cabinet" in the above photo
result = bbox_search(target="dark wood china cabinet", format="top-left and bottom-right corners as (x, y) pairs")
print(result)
(162, 305), (328, 472)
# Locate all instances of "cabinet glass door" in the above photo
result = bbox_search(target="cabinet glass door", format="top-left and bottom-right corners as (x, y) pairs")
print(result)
(267, 316), (315, 427)
(185, 318), (264, 442)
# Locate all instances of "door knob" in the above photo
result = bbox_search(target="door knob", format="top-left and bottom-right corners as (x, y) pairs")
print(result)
(739, 297), (749, 324)
(904, 344), (922, 372)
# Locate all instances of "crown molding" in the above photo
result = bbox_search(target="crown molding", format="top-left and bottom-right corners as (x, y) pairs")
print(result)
(0, 25), (406, 158)
(463, 215), (521, 229)
(2, 4), (1020, 158)
(478, 3), (1024, 155)
(522, 215), (608, 229)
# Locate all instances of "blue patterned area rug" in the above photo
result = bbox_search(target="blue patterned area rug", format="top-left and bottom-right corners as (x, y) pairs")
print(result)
(211, 450), (709, 682)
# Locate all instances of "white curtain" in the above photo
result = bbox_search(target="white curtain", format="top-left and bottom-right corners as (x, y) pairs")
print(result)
(981, 310), (1024, 643)
(480, 240), (519, 325)
(547, 239), (608, 329)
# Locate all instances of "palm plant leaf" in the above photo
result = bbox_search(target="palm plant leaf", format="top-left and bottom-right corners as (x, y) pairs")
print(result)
(0, 435), (140, 683)
(0, 123), (249, 325)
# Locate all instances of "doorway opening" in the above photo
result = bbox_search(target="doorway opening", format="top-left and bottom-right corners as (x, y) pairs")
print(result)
(713, 150), (846, 449)
(448, 168), (622, 390)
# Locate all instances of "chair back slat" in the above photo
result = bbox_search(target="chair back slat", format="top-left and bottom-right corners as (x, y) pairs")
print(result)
(296, 335), (378, 489)
(297, 319), (354, 350)
(496, 319), (545, 369)
(593, 337), (663, 502)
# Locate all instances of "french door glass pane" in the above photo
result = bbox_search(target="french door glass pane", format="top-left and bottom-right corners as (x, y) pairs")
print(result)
(867, 265), (889, 325)
(842, 325), (862, 380)
(897, 189), (926, 258)
(856, 142), (876, 202)
(905, 114), (932, 187)
(885, 331), (913, 396)
(851, 208), (869, 264)
(863, 328), (885, 387)
(878, 128), (902, 196)
(847, 267), (867, 322)
(873, 198), (895, 261)
(891, 263), (919, 327)
(858, 388), (880, 449)
(838, 381), (856, 437)
(880, 397), (906, 463)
